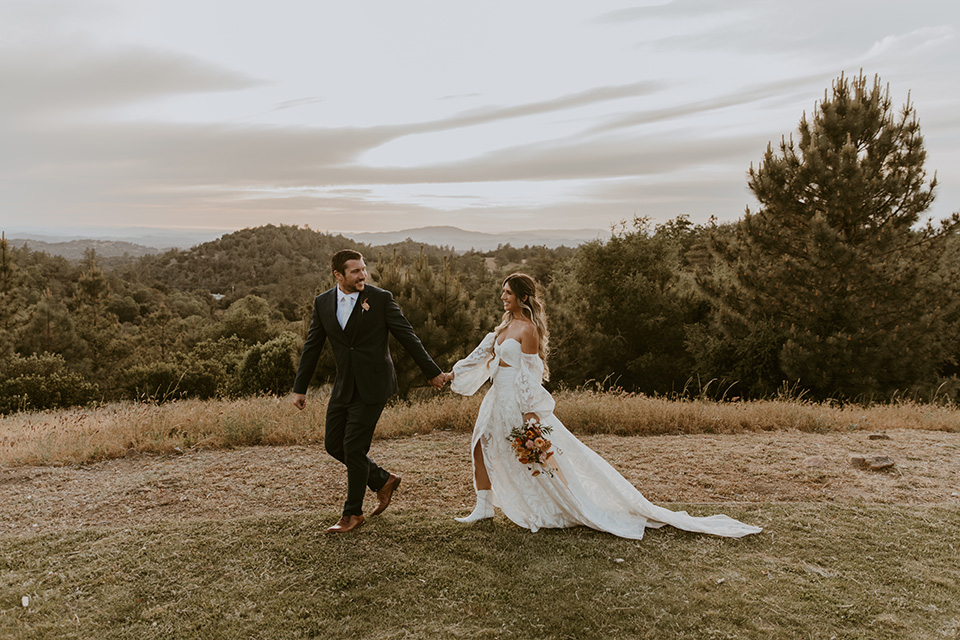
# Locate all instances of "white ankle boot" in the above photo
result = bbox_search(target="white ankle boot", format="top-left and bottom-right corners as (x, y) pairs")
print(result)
(455, 489), (494, 523)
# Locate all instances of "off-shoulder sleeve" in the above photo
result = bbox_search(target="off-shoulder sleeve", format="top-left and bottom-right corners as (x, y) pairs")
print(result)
(516, 352), (556, 417)
(451, 332), (496, 396)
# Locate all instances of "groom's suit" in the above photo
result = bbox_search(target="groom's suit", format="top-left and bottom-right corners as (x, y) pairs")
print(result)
(293, 284), (442, 517)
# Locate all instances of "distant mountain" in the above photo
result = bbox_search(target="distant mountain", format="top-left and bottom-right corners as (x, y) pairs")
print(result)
(3, 225), (607, 257)
(3, 228), (228, 250)
(6, 237), (161, 261)
(344, 226), (606, 252)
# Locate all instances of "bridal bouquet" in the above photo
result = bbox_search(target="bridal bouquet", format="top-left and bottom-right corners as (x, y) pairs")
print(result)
(507, 418), (555, 477)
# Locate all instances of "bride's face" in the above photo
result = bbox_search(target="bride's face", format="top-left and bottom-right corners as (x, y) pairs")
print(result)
(501, 283), (522, 314)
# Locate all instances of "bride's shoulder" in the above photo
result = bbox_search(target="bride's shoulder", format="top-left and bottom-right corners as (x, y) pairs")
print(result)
(517, 321), (540, 352)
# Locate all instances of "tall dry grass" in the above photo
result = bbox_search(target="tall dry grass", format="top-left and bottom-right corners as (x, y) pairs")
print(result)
(1, 387), (956, 467)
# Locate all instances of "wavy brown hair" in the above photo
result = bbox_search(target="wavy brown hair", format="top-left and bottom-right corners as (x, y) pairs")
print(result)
(494, 272), (550, 380)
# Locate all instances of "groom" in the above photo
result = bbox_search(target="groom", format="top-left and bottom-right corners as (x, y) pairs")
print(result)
(292, 249), (446, 533)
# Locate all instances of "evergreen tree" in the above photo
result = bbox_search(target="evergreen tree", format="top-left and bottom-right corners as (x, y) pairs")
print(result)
(699, 72), (960, 398)
(73, 250), (132, 394)
(0, 232), (26, 356)
(549, 217), (697, 393)
(18, 290), (81, 358)
(374, 248), (485, 397)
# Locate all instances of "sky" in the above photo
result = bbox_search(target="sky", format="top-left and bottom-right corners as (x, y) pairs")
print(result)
(2, 0), (959, 238)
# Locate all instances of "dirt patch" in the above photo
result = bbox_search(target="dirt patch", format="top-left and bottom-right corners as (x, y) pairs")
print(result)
(2, 429), (958, 538)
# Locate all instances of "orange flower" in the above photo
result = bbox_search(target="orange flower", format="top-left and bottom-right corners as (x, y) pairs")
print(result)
(532, 470), (541, 477)
(519, 457), (529, 464)
(534, 438), (545, 448)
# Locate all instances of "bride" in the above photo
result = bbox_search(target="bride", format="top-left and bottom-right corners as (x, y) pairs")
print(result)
(444, 273), (761, 539)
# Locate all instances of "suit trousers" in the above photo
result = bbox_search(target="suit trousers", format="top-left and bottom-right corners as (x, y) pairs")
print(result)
(324, 382), (389, 517)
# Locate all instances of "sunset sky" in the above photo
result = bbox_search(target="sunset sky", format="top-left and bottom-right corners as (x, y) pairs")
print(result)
(2, 0), (959, 238)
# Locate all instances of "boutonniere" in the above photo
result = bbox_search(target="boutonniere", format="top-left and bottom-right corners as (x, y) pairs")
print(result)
(361, 298), (370, 313)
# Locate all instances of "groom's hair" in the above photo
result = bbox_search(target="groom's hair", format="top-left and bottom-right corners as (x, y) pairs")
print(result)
(331, 249), (363, 275)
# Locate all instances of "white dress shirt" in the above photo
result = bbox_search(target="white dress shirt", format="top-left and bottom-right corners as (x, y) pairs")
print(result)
(337, 290), (359, 329)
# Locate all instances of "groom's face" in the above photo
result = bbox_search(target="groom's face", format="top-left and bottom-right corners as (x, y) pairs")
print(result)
(335, 258), (367, 293)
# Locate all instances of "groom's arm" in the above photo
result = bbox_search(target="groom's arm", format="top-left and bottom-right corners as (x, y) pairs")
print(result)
(292, 296), (328, 405)
(382, 291), (443, 383)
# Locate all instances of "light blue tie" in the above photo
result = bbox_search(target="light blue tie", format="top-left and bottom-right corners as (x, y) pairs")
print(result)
(338, 295), (355, 329)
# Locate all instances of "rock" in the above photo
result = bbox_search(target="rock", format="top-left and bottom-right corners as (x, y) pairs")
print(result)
(849, 454), (895, 471)
(868, 433), (891, 440)
(803, 455), (827, 468)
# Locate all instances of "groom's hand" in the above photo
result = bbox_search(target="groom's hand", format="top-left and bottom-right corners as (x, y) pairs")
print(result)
(428, 374), (446, 391)
(292, 393), (307, 410)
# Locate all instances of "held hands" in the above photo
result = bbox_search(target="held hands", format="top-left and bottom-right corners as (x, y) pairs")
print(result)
(292, 393), (307, 410)
(429, 372), (454, 391)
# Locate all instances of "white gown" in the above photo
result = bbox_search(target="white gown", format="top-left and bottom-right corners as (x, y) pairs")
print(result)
(452, 333), (762, 539)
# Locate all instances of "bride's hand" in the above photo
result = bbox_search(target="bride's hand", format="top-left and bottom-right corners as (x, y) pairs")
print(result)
(444, 372), (455, 383)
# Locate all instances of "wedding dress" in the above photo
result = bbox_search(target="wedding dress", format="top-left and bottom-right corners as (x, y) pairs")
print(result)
(451, 333), (762, 539)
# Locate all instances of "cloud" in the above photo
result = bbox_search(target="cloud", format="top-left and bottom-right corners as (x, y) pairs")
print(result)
(587, 74), (829, 134)
(599, 0), (959, 64)
(592, 0), (731, 24)
(0, 0), (115, 32)
(0, 76), (679, 194)
(404, 80), (669, 136)
(0, 39), (262, 122)
(859, 26), (957, 62)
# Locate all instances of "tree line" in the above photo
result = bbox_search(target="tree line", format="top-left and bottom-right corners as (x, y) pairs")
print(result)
(2, 71), (959, 414)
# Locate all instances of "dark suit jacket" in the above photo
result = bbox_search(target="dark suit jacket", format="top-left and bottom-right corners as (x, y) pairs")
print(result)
(293, 285), (442, 404)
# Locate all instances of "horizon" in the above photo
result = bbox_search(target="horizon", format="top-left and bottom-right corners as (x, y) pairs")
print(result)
(3, 223), (611, 252)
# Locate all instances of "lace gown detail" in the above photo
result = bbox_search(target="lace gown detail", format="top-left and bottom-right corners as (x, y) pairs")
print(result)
(451, 333), (762, 539)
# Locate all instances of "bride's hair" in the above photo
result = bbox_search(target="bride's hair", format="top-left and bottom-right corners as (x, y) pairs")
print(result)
(495, 272), (550, 380)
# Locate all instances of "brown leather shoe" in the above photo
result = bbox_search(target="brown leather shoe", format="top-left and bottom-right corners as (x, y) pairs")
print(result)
(326, 515), (365, 533)
(370, 474), (401, 516)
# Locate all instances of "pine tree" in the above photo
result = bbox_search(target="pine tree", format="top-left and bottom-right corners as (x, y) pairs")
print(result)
(548, 217), (697, 393)
(73, 249), (132, 394)
(699, 72), (960, 398)
(374, 247), (484, 397)
(19, 290), (80, 357)
(0, 232), (25, 356)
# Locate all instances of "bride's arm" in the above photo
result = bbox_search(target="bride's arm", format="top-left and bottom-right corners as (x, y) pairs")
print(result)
(450, 332), (496, 396)
(517, 324), (555, 420)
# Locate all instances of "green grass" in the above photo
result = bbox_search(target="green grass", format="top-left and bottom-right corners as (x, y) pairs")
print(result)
(3, 505), (959, 639)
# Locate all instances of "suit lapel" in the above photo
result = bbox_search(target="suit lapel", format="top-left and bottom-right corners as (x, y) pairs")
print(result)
(323, 289), (347, 338)
(343, 292), (366, 342)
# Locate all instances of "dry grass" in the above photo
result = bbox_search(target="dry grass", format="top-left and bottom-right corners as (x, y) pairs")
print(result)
(1, 387), (957, 467)
(554, 389), (960, 436)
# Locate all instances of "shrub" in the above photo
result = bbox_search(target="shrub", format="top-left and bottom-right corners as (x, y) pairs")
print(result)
(235, 332), (302, 396)
(127, 356), (225, 402)
(0, 353), (99, 414)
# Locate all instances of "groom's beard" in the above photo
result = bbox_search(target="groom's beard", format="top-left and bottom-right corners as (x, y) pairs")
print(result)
(340, 280), (365, 294)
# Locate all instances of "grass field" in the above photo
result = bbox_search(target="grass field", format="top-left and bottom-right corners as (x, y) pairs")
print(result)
(2, 393), (959, 638)
(3, 505), (959, 639)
